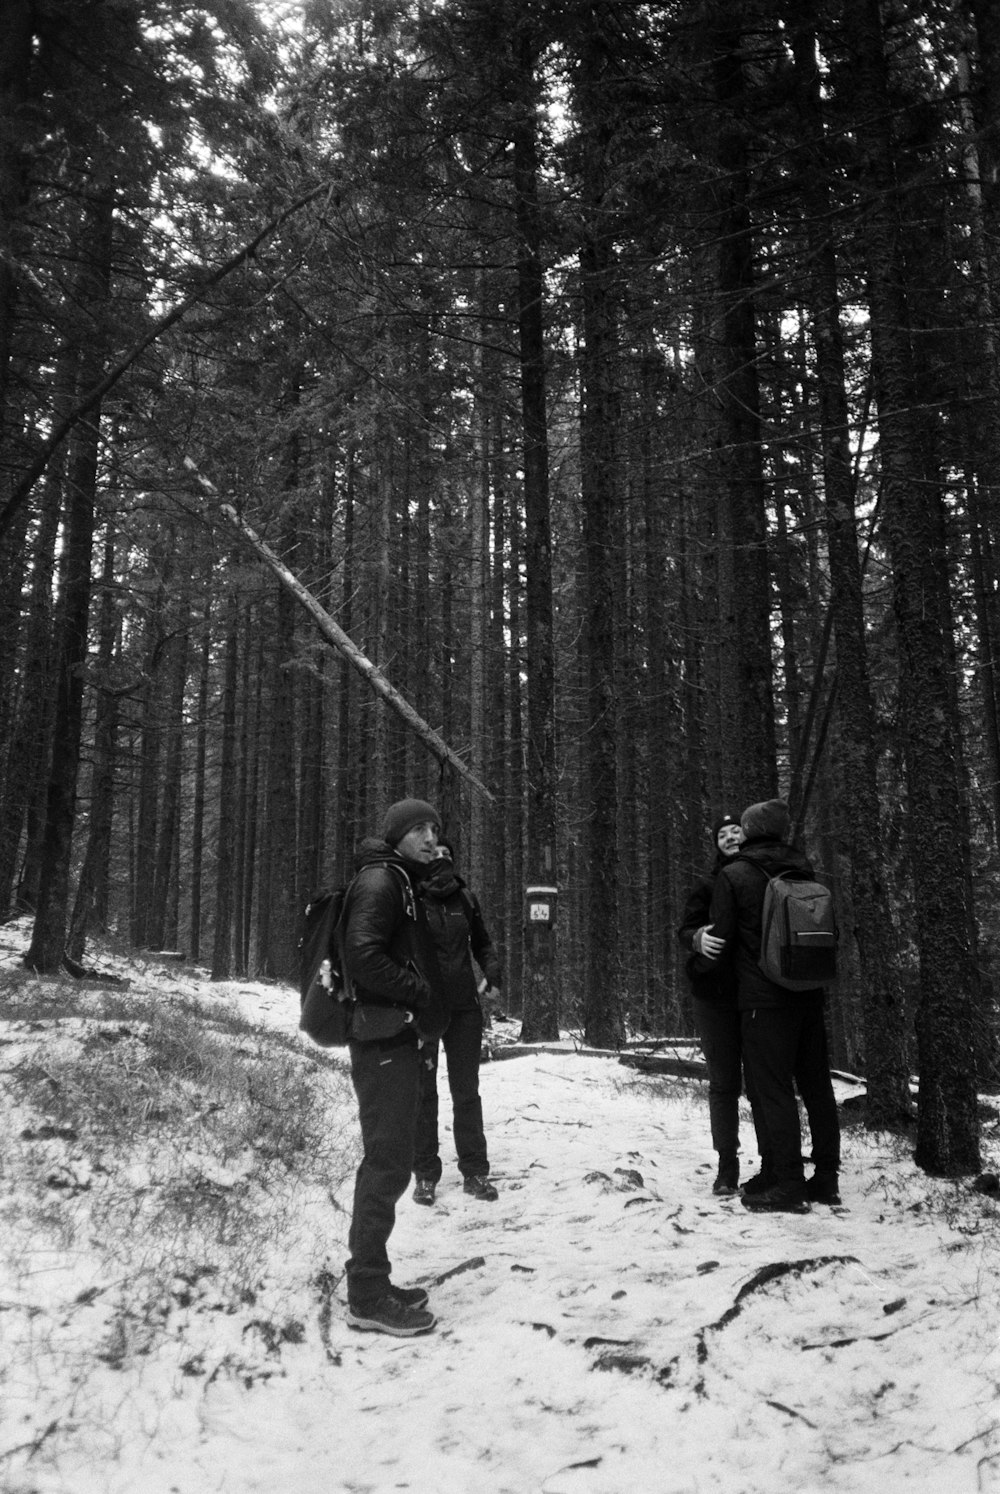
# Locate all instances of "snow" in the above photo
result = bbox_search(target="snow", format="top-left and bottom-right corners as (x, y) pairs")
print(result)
(1, 921), (998, 1494)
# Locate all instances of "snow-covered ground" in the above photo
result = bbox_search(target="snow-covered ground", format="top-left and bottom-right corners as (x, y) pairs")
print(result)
(1, 920), (998, 1494)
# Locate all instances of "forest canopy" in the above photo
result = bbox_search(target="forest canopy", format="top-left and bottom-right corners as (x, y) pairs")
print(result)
(1, 0), (998, 1175)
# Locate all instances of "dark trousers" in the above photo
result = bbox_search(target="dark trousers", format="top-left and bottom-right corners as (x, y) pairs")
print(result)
(345, 1034), (420, 1306)
(413, 1005), (488, 1181)
(692, 999), (743, 1155)
(693, 998), (766, 1159)
(741, 1004), (841, 1185)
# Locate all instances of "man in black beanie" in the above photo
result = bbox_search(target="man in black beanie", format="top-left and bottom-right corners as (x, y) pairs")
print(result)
(342, 798), (449, 1336)
(704, 799), (841, 1213)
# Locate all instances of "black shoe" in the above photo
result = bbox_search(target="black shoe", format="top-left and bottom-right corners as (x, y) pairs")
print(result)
(740, 1181), (810, 1214)
(806, 1173), (842, 1206)
(713, 1154), (740, 1196)
(390, 1283), (429, 1310)
(413, 1177), (436, 1206)
(346, 1295), (436, 1337)
(740, 1169), (775, 1197)
(463, 1174), (498, 1201)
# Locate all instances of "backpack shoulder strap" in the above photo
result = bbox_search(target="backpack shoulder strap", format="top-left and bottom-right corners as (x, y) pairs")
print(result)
(353, 860), (416, 919)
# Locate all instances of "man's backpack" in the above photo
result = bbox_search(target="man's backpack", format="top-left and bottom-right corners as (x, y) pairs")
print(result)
(297, 863), (420, 1046)
(298, 886), (353, 1047)
(756, 868), (838, 991)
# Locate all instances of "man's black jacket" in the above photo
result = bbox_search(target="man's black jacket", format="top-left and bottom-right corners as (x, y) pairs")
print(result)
(342, 837), (448, 1038)
(704, 836), (825, 1009)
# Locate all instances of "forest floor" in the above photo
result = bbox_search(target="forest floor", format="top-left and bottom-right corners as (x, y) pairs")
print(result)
(0, 917), (998, 1494)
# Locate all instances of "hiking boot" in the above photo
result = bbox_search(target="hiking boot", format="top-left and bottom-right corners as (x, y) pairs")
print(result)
(389, 1283), (429, 1310)
(463, 1174), (498, 1201)
(712, 1153), (740, 1196)
(805, 1172), (842, 1206)
(741, 1180), (810, 1214)
(740, 1168), (775, 1197)
(413, 1177), (436, 1206)
(346, 1295), (436, 1337)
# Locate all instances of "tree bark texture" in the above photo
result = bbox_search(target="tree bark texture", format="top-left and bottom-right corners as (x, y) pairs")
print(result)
(845, 0), (980, 1173)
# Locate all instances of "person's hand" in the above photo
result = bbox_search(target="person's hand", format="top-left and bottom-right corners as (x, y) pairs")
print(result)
(694, 926), (725, 959)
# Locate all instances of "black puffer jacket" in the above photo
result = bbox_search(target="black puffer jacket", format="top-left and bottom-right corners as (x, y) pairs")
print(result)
(706, 837), (825, 1009)
(420, 863), (501, 1012)
(342, 838), (448, 1038)
(676, 853), (738, 1005)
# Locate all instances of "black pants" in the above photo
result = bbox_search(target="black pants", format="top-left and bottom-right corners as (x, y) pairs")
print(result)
(741, 1003), (841, 1185)
(693, 997), (767, 1159)
(413, 1004), (488, 1181)
(345, 1033), (421, 1306)
(692, 998), (743, 1155)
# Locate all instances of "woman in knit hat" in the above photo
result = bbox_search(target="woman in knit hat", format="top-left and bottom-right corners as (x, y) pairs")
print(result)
(677, 813), (750, 1195)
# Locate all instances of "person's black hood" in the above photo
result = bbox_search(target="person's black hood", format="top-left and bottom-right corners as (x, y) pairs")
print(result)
(740, 798), (790, 842)
(421, 857), (466, 901)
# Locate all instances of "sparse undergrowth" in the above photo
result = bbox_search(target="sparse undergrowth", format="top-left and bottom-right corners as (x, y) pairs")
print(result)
(0, 964), (360, 1420)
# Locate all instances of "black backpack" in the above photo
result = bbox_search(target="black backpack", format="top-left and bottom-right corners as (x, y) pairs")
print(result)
(298, 885), (353, 1047)
(755, 866), (838, 991)
(297, 862), (419, 1047)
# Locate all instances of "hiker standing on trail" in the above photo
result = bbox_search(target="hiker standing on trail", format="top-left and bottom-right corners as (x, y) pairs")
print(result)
(412, 840), (503, 1207)
(703, 798), (841, 1213)
(677, 812), (758, 1197)
(342, 799), (449, 1338)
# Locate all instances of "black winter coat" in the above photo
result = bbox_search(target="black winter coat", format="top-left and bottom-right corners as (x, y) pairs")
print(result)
(342, 838), (448, 1037)
(420, 868), (501, 1011)
(676, 853), (738, 1005)
(706, 836), (825, 1010)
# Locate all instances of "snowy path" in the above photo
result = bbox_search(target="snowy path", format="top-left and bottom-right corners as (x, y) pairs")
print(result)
(2, 960), (998, 1494)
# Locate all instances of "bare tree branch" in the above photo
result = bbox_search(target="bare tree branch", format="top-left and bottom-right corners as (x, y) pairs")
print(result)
(0, 181), (337, 544)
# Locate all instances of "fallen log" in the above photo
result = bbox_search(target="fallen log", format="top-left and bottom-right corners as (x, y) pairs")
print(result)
(618, 1052), (708, 1079)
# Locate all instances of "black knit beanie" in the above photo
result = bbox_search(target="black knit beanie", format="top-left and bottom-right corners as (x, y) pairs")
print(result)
(382, 798), (441, 847)
(711, 812), (739, 844)
(740, 799), (790, 842)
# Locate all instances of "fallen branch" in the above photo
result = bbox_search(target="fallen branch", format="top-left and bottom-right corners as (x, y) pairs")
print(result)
(766, 1400), (818, 1428)
(187, 463), (493, 805)
(429, 1256), (486, 1286)
(619, 1052), (708, 1079)
(708, 1256), (861, 1334)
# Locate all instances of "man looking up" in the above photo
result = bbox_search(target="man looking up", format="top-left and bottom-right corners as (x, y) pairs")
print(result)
(342, 798), (448, 1336)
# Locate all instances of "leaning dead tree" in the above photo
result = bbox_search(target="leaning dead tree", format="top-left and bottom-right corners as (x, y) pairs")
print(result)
(185, 458), (494, 805)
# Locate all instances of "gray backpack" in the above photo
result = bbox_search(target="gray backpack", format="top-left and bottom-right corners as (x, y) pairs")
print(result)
(755, 867), (838, 991)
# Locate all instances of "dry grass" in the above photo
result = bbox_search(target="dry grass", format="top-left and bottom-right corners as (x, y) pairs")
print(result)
(0, 967), (359, 1398)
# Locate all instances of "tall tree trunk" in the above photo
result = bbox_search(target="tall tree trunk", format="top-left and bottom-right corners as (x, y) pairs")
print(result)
(577, 32), (624, 1048)
(512, 19), (559, 1041)
(709, 17), (777, 804)
(131, 602), (163, 949)
(24, 187), (113, 973)
(211, 588), (240, 981)
(259, 580), (299, 979)
(67, 525), (120, 963)
(336, 454), (358, 887)
(148, 621), (189, 951)
(0, 0), (33, 437)
(189, 598), (211, 963)
(956, 42), (1000, 841)
(845, 0), (980, 1173)
(788, 5), (911, 1129)
(0, 406), (64, 913)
